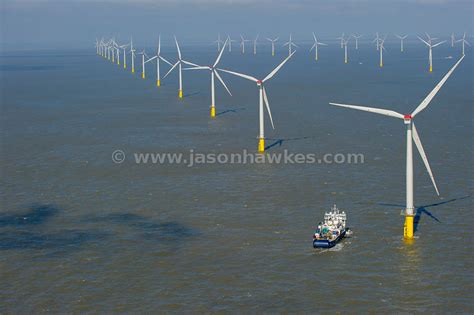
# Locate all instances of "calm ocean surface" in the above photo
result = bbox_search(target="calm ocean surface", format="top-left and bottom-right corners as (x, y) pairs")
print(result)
(1, 41), (473, 313)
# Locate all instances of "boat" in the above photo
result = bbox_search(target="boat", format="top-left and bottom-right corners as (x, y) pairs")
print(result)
(313, 204), (351, 248)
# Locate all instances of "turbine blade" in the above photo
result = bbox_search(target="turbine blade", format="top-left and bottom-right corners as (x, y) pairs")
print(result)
(417, 36), (430, 46)
(158, 35), (161, 55)
(183, 66), (208, 71)
(263, 51), (295, 82)
(215, 70), (232, 96)
(329, 103), (404, 119)
(412, 122), (440, 196)
(182, 60), (199, 67)
(431, 41), (446, 48)
(217, 68), (258, 82)
(262, 87), (275, 129)
(163, 61), (179, 78)
(213, 38), (228, 67)
(411, 55), (464, 117)
(159, 56), (173, 66)
(174, 36), (182, 59)
(310, 43), (316, 51)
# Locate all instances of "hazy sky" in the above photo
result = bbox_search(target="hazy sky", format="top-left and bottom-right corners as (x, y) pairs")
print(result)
(1, 0), (473, 50)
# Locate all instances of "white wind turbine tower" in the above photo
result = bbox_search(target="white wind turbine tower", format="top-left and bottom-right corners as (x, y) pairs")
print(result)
(451, 33), (455, 47)
(141, 36), (173, 87)
(395, 34), (408, 52)
(379, 37), (387, 67)
(310, 33), (327, 61)
(164, 36), (199, 99)
(227, 35), (236, 52)
(253, 34), (259, 55)
(343, 38), (349, 63)
(373, 32), (381, 50)
(456, 33), (470, 56)
(95, 39), (99, 55)
(283, 34), (298, 56)
(418, 34), (445, 72)
(214, 33), (224, 52)
(140, 49), (155, 80)
(337, 33), (345, 48)
(330, 55), (464, 240)
(184, 39), (232, 118)
(266, 37), (279, 56)
(219, 52), (295, 153)
(120, 43), (129, 69)
(130, 37), (136, 73)
(352, 34), (362, 50)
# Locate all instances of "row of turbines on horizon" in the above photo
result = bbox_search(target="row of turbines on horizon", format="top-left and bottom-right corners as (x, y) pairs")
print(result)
(95, 32), (466, 241)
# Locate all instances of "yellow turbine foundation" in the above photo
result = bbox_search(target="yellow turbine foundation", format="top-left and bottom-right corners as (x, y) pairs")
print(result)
(142, 73), (145, 79)
(210, 106), (216, 118)
(404, 215), (414, 239)
(429, 65), (433, 72)
(380, 62), (383, 68)
(179, 90), (183, 98)
(156, 79), (161, 87)
(132, 67), (135, 73)
(258, 138), (265, 153)
(124, 64), (127, 69)
(272, 52), (275, 56)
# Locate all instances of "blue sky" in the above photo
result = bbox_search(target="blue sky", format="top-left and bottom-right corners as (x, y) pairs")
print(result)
(1, 0), (473, 50)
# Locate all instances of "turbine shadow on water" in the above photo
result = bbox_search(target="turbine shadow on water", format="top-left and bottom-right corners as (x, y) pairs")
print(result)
(264, 136), (313, 151)
(378, 195), (471, 233)
(216, 107), (246, 116)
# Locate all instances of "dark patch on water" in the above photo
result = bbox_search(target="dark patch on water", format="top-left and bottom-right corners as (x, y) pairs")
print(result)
(0, 204), (59, 227)
(0, 65), (63, 71)
(87, 212), (198, 242)
(0, 230), (108, 251)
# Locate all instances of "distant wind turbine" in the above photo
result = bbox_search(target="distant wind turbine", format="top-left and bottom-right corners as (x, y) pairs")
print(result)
(253, 34), (259, 54)
(337, 33), (345, 49)
(330, 55), (464, 240)
(120, 43), (129, 69)
(451, 33), (456, 47)
(240, 35), (251, 54)
(164, 36), (200, 98)
(418, 34), (445, 72)
(130, 36), (136, 73)
(227, 35), (236, 52)
(373, 32), (380, 51)
(343, 38), (349, 63)
(214, 33), (224, 52)
(379, 37), (387, 67)
(283, 34), (298, 56)
(310, 33), (327, 61)
(266, 37), (279, 56)
(219, 52), (295, 152)
(395, 34), (408, 52)
(184, 39), (232, 118)
(352, 34), (362, 50)
(455, 32), (470, 56)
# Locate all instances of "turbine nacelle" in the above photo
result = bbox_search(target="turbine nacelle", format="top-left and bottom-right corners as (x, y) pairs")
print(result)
(404, 115), (412, 124)
(256, 80), (263, 86)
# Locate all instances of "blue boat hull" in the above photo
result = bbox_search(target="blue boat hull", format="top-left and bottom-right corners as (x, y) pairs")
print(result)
(313, 229), (347, 248)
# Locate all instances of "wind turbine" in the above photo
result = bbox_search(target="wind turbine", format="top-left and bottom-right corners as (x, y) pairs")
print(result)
(451, 33), (456, 47)
(395, 34), (408, 52)
(164, 36), (199, 98)
(218, 52), (295, 152)
(253, 34), (259, 55)
(130, 36), (136, 73)
(337, 33), (345, 49)
(227, 35), (236, 52)
(343, 38), (349, 64)
(283, 34), (298, 56)
(379, 37), (387, 67)
(373, 32), (380, 51)
(310, 33), (327, 61)
(120, 44), (129, 69)
(329, 55), (464, 240)
(418, 35), (445, 72)
(240, 35), (251, 54)
(95, 39), (99, 55)
(214, 33), (224, 52)
(352, 34), (362, 50)
(455, 32), (470, 56)
(266, 37), (279, 56)
(184, 39), (232, 118)
(139, 49), (151, 79)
